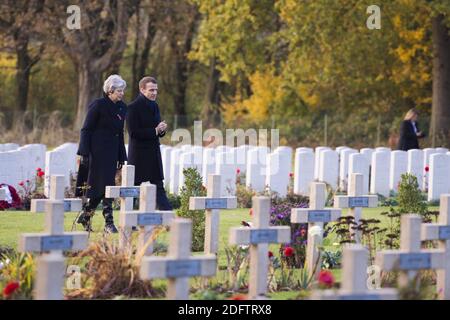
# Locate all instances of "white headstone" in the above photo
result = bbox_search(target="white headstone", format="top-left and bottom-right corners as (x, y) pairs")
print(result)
(390, 151), (408, 192)
(339, 149), (358, 192)
(246, 147), (269, 192)
(349, 153), (370, 195)
(423, 148), (438, 191)
(428, 153), (450, 201)
(140, 218), (217, 300)
(370, 151), (391, 197)
(407, 149), (424, 186)
(315, 147), (331, 179)
(266, 151), (291, 197)
(169, 149), (183, 195)
(202, 148), (216, 186)
(294, 150), (315, 196)
(318, 150), (339, 190)
(229, 197), (290, 298)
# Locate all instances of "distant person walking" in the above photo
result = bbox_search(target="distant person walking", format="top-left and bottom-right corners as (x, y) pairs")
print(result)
(126, 76), (172, 210)
(76, 74), (128, 233)
(397, 108), (426, 151)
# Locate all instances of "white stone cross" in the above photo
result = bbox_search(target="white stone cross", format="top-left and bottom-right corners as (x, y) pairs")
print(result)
(105, 165), (140, 248)
(376, 214), (445, 289)
(312, 244), (397, 300)
(19, 200), (88, 299)
(0, 188), (5, 200)
(123, 183), (174, 256)
(334, 173), (378, 242)
(189, 174), (237, 254)
(31, 175), (82, 212)
(229, 196), (291, 299)
(140, 218), (217, 300)
(291, 182), (341, 277)
(421, 194), (450, 299)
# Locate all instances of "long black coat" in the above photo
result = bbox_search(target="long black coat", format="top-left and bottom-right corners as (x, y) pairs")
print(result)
(126, 94), (166, 185)
(77, 97), (127, 198)
(397, 120), (423, 151)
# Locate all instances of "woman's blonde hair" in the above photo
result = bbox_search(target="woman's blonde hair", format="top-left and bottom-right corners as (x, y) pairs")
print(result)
(404, 108), (418, 121)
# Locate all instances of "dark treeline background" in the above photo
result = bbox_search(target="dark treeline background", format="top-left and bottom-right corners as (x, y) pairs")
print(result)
(0, 0), (449, 149)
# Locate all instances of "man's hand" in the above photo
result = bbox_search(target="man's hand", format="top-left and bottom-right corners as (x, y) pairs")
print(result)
(157, 121), (167, 133)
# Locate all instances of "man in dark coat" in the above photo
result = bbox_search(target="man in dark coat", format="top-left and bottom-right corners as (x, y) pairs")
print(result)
(126, 77), (172, 210)
(76, 75), (128, 233)
(397, 108), (426, 151)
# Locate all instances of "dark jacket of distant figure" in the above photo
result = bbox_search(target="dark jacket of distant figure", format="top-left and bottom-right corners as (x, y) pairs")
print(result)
(397, 120), (424, 151)
(126, 94), (166, 185)
(77, 96), (127, 198)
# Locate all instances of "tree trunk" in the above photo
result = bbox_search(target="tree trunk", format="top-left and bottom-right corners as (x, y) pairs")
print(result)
(431, 14), (450, 147)
(172, 58), (188, 126)
(75, 64), (103, 130)
(15, 37), (31, 112)
(201, 58), (222, 127)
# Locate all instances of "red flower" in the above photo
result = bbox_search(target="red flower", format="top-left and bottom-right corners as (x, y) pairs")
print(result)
(300, 228), (306, 237)
(318, 270), (335, 288)
(249, 208), (253, 216)
(289, 172), (294, 178)
(425, 166), (430, 172)
(36, 168), (42, 172)
(37, 171), (45, 177)
(19, 181), (24, 187)
(236, 168), (241, 174)
(3, 281), (19, 297)
(284, 246), (294, 257)
(268, 251), (273, 258)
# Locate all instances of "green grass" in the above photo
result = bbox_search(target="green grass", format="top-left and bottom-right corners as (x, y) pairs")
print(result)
(0, 206), (438, 299)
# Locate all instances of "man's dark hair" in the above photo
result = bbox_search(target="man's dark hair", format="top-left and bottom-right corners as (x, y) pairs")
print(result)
(139, 76), (157, 89)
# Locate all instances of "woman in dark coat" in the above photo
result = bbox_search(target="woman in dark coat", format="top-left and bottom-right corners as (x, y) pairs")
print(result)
(76, 75), (128, 233)
(397, 108), (426, 151)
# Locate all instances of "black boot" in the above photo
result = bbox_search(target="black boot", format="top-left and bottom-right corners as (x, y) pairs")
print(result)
(102, 200), (118, 234)
(77, 205), (94, 232)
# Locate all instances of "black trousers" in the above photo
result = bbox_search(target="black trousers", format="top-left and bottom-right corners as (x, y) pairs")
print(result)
(84, 194), (114, 224)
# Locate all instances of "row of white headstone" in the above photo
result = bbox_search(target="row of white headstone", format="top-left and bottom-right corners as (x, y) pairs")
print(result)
(3, 143), (450, 203)
(300, 146), (450, 200)
(19, 172), (450, 300)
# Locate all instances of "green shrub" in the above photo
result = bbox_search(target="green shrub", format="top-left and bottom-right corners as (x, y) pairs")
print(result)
(167, 193), (182, 209)
(176, 168), (207, 252)
(397, 173), (428, 218)
(236, 184), (255, 208)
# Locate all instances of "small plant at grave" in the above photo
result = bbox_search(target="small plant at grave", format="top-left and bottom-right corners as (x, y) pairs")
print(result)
(355, 218), (387, 263)
(15, 168), (46, 210)
(236, 168), (245, 186)
(287, 172), (294, 195)
(321, 250), (342, 270)
(177, 167), (207, 252)
(270, 197), (309, 268)
(380, 208), (401, 249)
(397, 173), (429, 220)
(326, 216), (357, 245)
(268, 248), (296, 292)
(236, 184), (255, 208)
(167, 193), (181, 209)
(65, 236), (164, 299)
(396, 271), (438, 300)
(0, 252), (35, 300)
(223, 244), (250, 292)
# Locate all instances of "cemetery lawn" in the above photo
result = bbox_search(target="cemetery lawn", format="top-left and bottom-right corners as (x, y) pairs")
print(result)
(0, 206), (438, 299)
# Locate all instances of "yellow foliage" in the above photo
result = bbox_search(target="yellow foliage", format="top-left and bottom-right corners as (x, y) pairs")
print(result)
(223, 69), (284, 126)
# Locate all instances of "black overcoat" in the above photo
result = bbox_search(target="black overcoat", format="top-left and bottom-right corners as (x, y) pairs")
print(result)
(126, 94), (166, 185)
(77, 97), (127, 198)
(397, 120), (422, 151)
